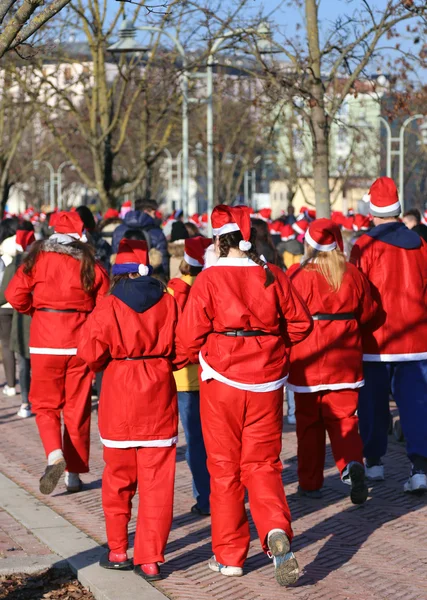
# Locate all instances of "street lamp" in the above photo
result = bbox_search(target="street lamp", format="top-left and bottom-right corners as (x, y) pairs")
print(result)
(34, 160), (55, 210)
(108, 21), (189, 219)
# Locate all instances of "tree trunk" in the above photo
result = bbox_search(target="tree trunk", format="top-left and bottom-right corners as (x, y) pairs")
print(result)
(305, 0), (331, 218)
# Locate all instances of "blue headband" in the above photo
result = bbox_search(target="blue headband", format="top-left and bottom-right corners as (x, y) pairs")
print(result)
(112, 263), (153, 276)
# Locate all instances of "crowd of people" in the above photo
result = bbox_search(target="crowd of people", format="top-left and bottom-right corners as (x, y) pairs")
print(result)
(1, 175), (426, 588)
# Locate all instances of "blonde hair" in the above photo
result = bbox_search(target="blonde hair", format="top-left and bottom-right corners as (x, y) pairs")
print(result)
(303, 246), (347, 292)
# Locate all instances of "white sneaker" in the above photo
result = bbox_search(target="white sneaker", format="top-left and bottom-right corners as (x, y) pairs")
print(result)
(404, 472), (427, 494)
(208, 556), (243, 577)
(17, 405), (32, 418)
(365, 463), (385, 481)
(3, 385), (16, 397)
(64, 472), (83, 493)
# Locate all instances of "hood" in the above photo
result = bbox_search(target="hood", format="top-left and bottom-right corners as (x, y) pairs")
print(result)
(41, 239), (84, 260)
(123, 211), (155, 229)
(168, 239), (185, 258)
(111, 276), (164, 313)
(366, 222), (421, 250)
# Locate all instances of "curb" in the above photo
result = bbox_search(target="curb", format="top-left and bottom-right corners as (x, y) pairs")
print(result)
(0, 555), (68, 575)
(0, 472), (169, 600)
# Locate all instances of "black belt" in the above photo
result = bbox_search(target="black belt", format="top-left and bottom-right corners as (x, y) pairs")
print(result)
(312, 313), (355, 321)
(114, 356), (165, 361)
(215, 330), (272, 337)
(37, 308), (83, 314)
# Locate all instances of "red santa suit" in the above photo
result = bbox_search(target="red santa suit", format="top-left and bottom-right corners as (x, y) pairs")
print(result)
(78, 239), (186, 570)
(287, 220), (377, 495)
(6, 212), (109, 477)
(177, 206), (312, 570)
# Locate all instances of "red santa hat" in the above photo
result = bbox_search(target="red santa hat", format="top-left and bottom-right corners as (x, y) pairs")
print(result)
(366, 176), (401, 217)
(104, 208), (120, 220)
(52, 211), (85, 239)
(341, 216), (355, 232)
(353, 214), (371, 232)
(211, 205), (253, 252)
(306, 219), (338, 252)
(189, 213), (201, 227)
(112, 239), (151, 276)
(292, 219), (309, 236)
(16, 230), (35, 252)
(254, 208), (272, 222)
(184, 236), (213, 267)
(279, 223), (296, 242)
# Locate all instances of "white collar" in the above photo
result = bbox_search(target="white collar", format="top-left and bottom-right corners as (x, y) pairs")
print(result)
(216, 257), (259, 267)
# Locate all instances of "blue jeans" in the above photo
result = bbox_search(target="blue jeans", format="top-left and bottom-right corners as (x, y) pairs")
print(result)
(178, 391), (210, 512)
(358, 361), (427, 470)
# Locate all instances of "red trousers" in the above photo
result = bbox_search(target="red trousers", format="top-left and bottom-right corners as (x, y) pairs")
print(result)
(200, 378), (293, 568)
(102, 445), (176, 565)
(30, 355), (92, 473)
(295, 389), (364, 491)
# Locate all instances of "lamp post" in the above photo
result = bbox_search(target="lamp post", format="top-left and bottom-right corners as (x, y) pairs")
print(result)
(108, 20), (189, 218)
(34, 160), (55, 210)
(379, 114), (424, 213)
(57, 161), (75, 210)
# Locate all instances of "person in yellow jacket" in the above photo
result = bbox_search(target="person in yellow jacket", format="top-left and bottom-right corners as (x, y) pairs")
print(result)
(168, 236), (212, 516)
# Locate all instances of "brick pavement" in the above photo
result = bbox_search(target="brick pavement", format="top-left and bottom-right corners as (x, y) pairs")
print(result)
(0, 390), (427, 600)
(0, 508), (52, 561)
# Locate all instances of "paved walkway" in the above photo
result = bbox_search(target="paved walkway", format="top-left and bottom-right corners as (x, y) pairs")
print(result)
(0, 391), (426, 600)
(0, 508), (51, 560)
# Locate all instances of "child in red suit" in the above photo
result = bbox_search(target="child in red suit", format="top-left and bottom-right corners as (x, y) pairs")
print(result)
(78, 239), (186, 581)
(6, 212), (109, 495)
(287, 219), (377, 503)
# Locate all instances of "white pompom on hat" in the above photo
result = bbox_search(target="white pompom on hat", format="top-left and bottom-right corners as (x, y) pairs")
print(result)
(211, 205), (253, 252)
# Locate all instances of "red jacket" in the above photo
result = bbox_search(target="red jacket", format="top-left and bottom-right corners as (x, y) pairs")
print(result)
(5, 240), (109, 354)
(167, 276), (192, 311)
(78, 280), (186, 445)
(177, 257), (312, 391)
(287, 262), (377, 392)
(350, 223), (427, 361)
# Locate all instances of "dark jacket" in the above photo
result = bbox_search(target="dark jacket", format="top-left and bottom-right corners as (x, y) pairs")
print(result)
(413, 223), (427, 243)
(0, 255), (31, 358)
(112, 211), (169, 276)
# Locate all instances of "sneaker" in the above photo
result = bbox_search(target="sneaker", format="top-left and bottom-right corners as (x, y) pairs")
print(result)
(287, 415), (296, 425)
(208, 556), (243, 577)
(3, 385), (16, 397)
(134, 563), (162, 581)
(297, 486), (322, 499)
(17, 405), (32, 418)
(64, 472), (83, 493)
(99, 550), (133, 570)
(39, 459), (66, 495)
(348, 462), (369, 505)
(267, 529), (299, 586)
(404, 469), (427, 494)
(365, 461), (385, 481)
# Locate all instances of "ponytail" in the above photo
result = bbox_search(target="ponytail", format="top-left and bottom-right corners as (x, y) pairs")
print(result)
(302, 245), (346, 292)
(218, 228), (276, 288)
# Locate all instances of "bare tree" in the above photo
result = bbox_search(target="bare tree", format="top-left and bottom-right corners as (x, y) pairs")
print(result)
(251, 0), (427, 217)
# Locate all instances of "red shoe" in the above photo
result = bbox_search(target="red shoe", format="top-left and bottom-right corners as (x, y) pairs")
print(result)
(99, 550), (133, 570)
(134, 563), (162, 581)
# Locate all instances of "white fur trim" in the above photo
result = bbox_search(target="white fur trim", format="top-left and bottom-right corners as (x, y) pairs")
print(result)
(363, 352), (427, 362)
(100, 436), (178, 448)
(50, 233), (86, 245)
(199, 352), (287, 392)
(239, 240), (252, 251)
(203, 244), (219, 270)
(362, 193), (371, 203)
(212, 223), (240, 236)
(184, 252), (203, 267)
(138, 264), (149, 276)
(369, 199), (401, 214)
(15, 244), (24, 252)
(292, 223), (305, 235)
(30, 347), (78, 355)
(216, 257), (258, 267)
(287, 380), (365, 392)
(305, 229), (337, 252)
